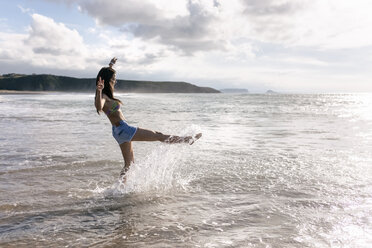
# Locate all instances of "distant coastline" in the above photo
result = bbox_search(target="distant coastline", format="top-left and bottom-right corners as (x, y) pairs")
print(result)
(0, 73), (220, 93)
(220, 88), (249, 93)
(266, 90), (279, 94)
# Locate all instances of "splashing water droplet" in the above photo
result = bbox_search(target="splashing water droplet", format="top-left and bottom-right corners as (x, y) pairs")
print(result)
(99, 143), (196, 196)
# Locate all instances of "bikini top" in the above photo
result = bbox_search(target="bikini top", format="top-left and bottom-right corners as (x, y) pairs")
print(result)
(105, 100), (120, 116)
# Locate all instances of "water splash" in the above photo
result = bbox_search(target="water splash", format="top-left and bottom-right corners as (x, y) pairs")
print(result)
(95, 125), (202, 196)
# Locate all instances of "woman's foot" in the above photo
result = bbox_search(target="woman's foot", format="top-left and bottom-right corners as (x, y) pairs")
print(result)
(120, 167), (129, 183)
(190, 133), (202, 145)
(165, 133), (202, 145)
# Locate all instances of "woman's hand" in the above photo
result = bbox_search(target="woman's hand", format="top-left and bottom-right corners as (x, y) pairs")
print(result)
(97, 77), (104, 91)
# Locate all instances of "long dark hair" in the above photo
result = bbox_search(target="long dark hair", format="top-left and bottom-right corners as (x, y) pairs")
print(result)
(95, 67), (122, 114)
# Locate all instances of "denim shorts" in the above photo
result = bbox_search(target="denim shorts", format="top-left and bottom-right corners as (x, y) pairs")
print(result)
(112, 120), (138, 144)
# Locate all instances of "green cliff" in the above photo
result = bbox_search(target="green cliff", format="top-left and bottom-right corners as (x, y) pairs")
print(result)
(0, 74), (220, 93)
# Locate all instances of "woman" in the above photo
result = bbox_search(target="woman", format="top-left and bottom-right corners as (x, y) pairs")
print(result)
(95, 58), (202, 179)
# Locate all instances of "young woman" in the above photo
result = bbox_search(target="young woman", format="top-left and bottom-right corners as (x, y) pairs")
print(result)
(95, 58), (202, 179)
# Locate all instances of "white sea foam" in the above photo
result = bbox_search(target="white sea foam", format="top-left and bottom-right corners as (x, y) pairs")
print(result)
(95, 126), (201, 196)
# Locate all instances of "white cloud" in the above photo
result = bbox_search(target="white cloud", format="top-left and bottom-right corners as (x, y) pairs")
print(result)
(27, 14), (85, 56)
(234, 0), (372, 49)
(79, 0), (225, 54)
(0, 33), (29, 62)
(18, 5), (33, 14)
(293, 1), (372, 49)
(0, 12), (176, 77)
(2, 0), (372, 92)
(80, 0), (160, 27)
(0, 14), (91, 71)
(102, 33), (170, 66)
(39, 0), (372, 52)
(39, 0), (372, 51)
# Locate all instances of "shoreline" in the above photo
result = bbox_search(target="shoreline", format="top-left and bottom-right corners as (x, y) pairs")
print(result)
(0, 90), (50, 95)
(0, 90), (221, 95)
(1, 90), (370, 95)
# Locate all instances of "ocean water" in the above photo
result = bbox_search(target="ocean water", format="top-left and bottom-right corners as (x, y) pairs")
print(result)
(0, 93), (371, 247)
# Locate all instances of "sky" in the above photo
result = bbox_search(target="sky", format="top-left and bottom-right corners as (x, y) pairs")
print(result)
(1, 0), (372, 93)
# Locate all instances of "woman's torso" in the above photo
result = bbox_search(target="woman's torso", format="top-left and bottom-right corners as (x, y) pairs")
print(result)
(102, 94), (125, 126)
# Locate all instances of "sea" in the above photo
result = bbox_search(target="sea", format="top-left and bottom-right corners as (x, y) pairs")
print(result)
(0, 93), (371, 248)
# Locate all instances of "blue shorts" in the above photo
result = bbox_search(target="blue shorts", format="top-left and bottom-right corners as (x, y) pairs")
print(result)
(112, 120), (138, 144)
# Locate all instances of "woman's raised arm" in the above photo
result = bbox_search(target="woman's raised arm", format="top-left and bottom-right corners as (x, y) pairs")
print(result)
(95, 77), (106, 112)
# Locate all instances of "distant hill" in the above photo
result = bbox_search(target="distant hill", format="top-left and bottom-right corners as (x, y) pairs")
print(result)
(0, 74), (220, 93)
(220, 88), (249, 93)
(266, 90), (279, 94)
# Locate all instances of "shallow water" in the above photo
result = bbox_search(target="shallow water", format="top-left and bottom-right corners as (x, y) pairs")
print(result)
(0, 93), (371, 247)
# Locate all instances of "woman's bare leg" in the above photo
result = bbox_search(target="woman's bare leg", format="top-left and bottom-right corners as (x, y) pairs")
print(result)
(132, 128), (201, 144)
(119, 141), (134, 180)
(132, 128), (167, 142)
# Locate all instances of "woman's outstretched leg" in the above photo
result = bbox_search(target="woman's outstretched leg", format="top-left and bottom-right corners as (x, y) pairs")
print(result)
(132, 128), (201, 144)
(119, 141), (134, 181)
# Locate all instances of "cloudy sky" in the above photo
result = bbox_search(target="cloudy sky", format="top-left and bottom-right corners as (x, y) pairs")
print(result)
(1, 0), (372, 92)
